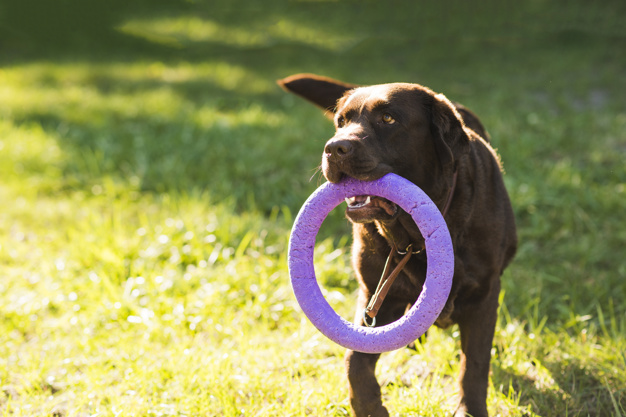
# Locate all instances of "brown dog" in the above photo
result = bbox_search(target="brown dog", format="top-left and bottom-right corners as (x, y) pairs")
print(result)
(278, 73), (517, 417)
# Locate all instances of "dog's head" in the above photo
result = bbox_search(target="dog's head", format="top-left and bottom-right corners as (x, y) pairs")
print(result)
(278, 73), (470, 225)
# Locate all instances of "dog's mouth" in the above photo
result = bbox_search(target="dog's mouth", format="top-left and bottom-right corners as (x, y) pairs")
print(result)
(344, 195), (398, 223)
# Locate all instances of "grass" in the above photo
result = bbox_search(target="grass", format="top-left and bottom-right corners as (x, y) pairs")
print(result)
(1, 0), (625, 415)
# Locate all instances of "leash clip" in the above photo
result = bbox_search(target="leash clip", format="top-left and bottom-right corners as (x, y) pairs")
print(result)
(396, 243), (421, 255)
(363, 309), (376, 327)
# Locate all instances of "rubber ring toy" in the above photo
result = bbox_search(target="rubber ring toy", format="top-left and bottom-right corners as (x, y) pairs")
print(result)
(288, 173), (454, 354)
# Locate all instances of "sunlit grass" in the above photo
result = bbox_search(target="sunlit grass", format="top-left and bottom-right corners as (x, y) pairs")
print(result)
(0, 122), (352, 415)
(117, 16), (362, 52)
(0, 62), (272, 123)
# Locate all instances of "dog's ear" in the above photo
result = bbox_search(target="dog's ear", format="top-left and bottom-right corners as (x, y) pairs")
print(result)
(430, 94), (471, 170)
(452, 102), (490, 142)
(277, 73), (358, 114)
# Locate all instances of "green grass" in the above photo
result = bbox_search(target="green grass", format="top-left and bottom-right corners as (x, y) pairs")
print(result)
(1, 1), (625, 415)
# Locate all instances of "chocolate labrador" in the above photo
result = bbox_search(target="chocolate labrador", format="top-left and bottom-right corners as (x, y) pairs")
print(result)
(278, 73), (517, 417)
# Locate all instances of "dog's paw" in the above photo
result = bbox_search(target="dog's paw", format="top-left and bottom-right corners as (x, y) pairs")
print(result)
(454, 403), (488, 417)
(351, 402), (390, 417)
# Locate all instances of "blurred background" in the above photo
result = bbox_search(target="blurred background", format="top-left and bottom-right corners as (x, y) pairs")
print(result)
(1, 1), (625, 415)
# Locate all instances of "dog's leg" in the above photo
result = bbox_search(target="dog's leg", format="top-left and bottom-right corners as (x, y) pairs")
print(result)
(345, 292), (407, 417)
(454, 278), (501, 417)
(345, 350), (387, 417)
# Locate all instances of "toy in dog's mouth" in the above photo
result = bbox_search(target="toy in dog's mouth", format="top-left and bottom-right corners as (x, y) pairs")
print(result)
(345, 195), (398, 222)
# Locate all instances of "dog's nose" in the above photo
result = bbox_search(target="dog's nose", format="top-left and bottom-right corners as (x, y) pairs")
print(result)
(324, 139), (353, 159)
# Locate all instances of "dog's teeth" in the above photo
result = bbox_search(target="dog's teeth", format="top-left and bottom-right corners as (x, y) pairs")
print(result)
(345, 196), (373, 208)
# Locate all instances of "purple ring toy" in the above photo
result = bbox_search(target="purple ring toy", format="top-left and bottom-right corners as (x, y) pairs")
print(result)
(288, 173), (454, 354)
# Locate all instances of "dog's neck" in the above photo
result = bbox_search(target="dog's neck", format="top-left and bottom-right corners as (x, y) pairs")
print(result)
(441, 169), (458, 218)
(375, 169), (458, 253)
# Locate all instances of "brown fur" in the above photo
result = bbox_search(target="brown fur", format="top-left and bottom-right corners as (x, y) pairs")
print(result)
(278, 73), (517, 417)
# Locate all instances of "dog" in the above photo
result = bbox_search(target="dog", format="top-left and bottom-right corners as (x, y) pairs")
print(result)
(278, 73), (517, 417)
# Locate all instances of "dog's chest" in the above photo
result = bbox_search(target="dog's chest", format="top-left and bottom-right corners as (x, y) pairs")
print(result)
(356, 252), (427, 303)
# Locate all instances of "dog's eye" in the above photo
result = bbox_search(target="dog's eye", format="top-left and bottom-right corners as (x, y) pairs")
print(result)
(337, 115), (345, 127)
(381, 113), (395, 124)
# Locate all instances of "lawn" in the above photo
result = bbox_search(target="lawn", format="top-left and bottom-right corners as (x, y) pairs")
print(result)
(1, 1), (625, 416)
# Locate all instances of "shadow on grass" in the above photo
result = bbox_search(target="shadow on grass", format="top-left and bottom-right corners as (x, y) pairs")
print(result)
(2, 0), (625, 274)
(4, 0), (625, 75)
(0, 0), (187, 57)
(494, 357), (624, 416)
(3, 0), (624, 204)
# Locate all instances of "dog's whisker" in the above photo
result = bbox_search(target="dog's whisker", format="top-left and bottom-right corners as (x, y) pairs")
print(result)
(309, 165), (322, 184)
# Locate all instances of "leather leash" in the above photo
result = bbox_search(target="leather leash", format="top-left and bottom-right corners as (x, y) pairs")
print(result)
(363, 170), (458, 327)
